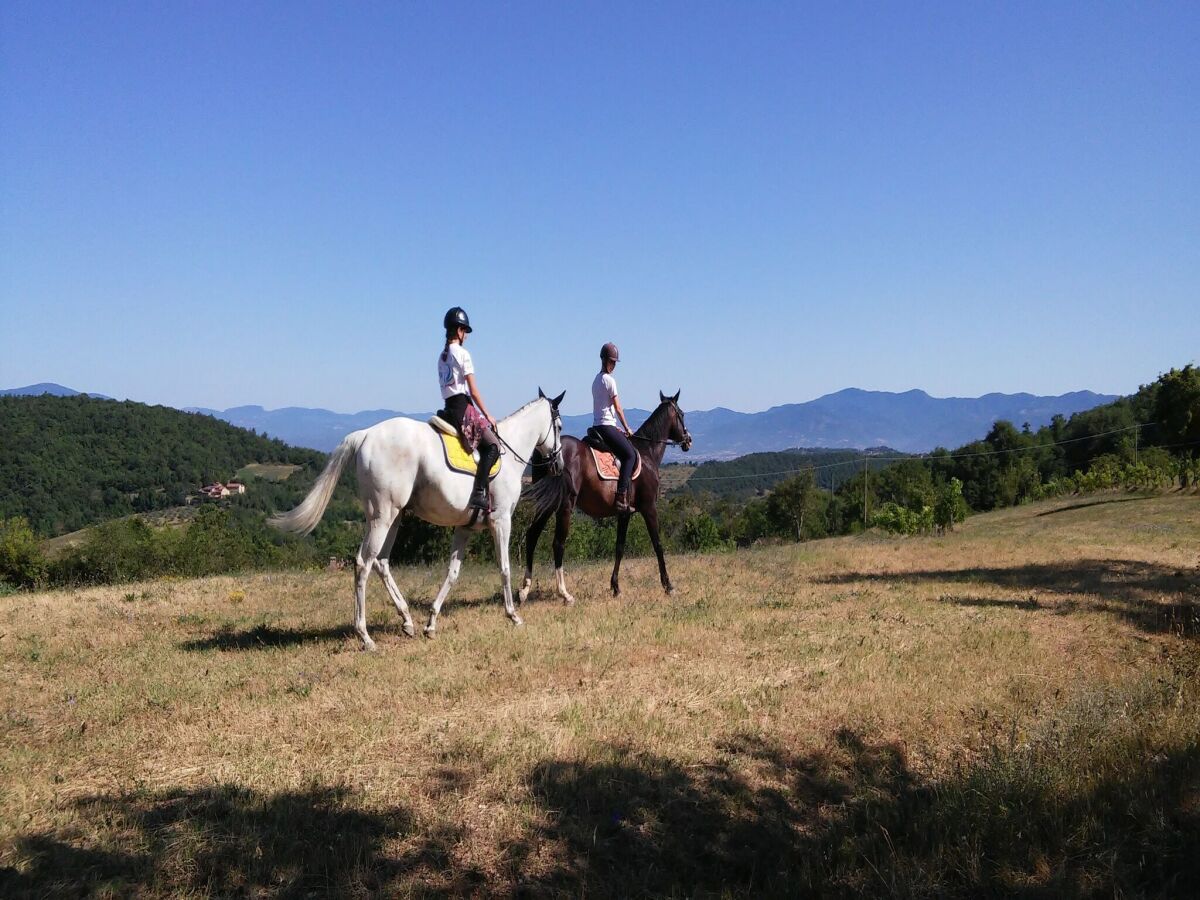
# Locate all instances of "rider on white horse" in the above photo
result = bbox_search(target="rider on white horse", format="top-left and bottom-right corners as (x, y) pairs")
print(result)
(437, 307), (500, 512)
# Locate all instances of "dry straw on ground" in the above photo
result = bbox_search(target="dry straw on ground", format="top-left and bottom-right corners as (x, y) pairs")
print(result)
(2, 492), (1198, 896)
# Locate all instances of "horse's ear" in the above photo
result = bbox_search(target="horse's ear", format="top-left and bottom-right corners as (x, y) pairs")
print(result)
(538, 387), (546, 399)
(659, 390), (667, 402)
(552, 390), (566, 408)
(672, 390), (680, 403)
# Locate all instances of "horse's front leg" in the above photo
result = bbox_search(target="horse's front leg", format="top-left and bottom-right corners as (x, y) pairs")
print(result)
(518, 506), (553, 604)
(552, 500), (576, 605)
(492, 514), (523, 627)
(610, 511), (630, 596)
(426, 527), (470, 637)
(641, 505), (673, 595)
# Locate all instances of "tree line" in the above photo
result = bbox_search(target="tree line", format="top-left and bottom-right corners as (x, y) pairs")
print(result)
(1, 366), (1197, 591)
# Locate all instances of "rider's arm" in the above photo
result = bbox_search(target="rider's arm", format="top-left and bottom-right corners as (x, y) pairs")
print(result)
(612, 393), (633, 435)
(466, 374), (497, 429)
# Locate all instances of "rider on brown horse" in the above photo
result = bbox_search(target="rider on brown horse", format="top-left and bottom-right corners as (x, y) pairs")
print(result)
(591, 342), (637, 512)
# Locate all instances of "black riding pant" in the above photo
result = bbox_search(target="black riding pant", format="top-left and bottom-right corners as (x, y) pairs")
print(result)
(442, 395), (499, 493)
(595, 425), (636, 496)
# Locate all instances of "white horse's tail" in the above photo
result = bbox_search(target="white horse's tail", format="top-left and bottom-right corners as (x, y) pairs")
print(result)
(268, 431), (366, 536)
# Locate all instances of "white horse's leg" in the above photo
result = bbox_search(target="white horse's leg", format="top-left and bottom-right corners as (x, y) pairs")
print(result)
(425, 527), (470, 637)
(375, 514), (415, 637)
(492, 514), (523, 627)
(554, 568), (576, 606)
(354, 516), (394, 651)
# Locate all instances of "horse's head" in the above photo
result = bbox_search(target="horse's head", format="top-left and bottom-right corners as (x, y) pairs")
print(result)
(537, 388), (566, 475)
(659, 390), (692, 452)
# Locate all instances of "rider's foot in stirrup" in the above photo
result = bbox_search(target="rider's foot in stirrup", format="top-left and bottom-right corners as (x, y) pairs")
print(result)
(469, 486), (490, 512)
(615, 490), (632, 513)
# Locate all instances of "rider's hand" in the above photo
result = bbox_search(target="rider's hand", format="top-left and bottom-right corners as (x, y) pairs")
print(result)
(487, 414), (498, 430)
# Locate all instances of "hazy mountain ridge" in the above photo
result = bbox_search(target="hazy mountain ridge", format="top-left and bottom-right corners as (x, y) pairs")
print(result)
(5, 383), (1117, 460)
(188, 388), (1118, 459)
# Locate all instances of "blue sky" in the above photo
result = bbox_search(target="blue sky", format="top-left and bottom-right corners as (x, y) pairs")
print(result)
(2, 2), (1196, 416)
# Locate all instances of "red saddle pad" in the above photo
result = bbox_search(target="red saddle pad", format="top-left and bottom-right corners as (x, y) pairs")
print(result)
(588, 446), (643, 482)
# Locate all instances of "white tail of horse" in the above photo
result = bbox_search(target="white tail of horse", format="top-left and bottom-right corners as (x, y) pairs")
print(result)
(268, 430), (367, 536)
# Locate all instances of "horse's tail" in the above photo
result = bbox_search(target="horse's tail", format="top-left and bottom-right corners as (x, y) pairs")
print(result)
(268, 431), (366, 536)
(524, 468), (570, 522)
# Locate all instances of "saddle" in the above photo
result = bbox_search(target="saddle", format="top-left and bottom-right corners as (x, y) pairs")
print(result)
(584, 427), (642, 482)
(428, 416), (500, 481)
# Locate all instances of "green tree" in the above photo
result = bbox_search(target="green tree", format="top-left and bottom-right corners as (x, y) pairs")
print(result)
(0, 516), (47, 588)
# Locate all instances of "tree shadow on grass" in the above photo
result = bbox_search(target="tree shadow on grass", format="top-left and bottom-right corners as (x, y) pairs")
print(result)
(517, 729), (1200, 898)
(0, 783), (479, 899)
(1036, 495), (1156, 517)
(819, 559), (1200, 639)
(4, 731), (1198, 897)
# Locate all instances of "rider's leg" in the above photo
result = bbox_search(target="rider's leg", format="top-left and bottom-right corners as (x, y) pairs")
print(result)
(470, 429), (500, 510)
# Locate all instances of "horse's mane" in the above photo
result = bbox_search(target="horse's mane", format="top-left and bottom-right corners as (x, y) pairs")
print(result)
(635, 400), (674, 442)
(499, 396), (546, 423)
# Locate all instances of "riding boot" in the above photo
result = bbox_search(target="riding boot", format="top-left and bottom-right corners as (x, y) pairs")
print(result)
(469, 445), (499, 511)
(614, 488), (632, 513)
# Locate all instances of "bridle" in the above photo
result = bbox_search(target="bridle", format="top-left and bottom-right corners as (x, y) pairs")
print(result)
(495, 403), (564, 473)
(629, 399), (691, 449)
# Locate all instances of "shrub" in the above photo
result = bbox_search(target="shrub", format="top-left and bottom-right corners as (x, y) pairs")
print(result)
(0, 517), (47, 588)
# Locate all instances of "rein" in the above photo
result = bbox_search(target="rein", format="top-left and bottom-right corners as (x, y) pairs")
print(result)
(495, 422), (563, 468)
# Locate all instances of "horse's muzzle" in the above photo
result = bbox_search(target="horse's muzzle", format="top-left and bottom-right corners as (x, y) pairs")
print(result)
(681, 432), (692, 452)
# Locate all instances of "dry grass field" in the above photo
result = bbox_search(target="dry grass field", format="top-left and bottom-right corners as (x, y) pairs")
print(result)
(2, 493), (1198, 897)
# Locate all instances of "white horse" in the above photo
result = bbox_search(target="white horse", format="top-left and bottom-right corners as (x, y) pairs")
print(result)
(269, 391), (565, 648)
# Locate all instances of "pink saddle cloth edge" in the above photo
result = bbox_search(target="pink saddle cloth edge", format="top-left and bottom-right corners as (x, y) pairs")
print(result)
(589, 446), (643, 482)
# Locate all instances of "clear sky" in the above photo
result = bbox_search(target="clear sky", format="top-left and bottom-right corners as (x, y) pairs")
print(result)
(2, 2), (1196, 416)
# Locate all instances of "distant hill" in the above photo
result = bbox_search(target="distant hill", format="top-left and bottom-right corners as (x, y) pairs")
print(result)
(6, 382), (1118, 460)
(0, 395), (322, 536)
(186, 389), (1116, 460)
(0, 382), (112, 400)
(678, 388), (1120, 459)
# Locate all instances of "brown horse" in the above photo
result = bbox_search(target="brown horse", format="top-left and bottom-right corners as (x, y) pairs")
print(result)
(519, 391), (692, 603)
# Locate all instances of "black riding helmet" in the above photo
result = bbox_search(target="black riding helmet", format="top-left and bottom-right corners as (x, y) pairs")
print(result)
(443, 307), (472, 333)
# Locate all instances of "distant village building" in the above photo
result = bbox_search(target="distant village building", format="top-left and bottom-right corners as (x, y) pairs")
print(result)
(196, 480), (246, 501)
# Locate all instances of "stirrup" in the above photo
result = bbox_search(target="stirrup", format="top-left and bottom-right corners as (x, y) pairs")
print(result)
(615, 490), (632, 513)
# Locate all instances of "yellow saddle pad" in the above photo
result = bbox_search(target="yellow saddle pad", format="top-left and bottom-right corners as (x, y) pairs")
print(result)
(439, 433), (500, 480)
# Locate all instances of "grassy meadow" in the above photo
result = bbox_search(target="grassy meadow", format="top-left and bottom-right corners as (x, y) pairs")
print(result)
(2, 493), (1198, 897)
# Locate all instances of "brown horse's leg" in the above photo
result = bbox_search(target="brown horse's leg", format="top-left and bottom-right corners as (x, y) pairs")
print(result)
(610, 512), (630, 596)
(518, 506), (553, 604)
(552, 498), (576, 605)
(641, 504), (673, 595)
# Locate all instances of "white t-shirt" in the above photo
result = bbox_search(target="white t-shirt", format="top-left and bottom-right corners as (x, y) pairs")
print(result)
(438, 343), (474, 400)
(592, 371), (619, 427)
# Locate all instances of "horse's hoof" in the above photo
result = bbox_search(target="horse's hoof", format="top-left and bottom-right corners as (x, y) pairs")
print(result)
(664, 585), (675, 597)
(361, 638), (378, 652)
(611, 587), (621, 598)
(402, 622), (416, 638)
(423, 625), (437, 639)
(510, 615), (525, 627)
(518, 586), (531, 605)
(561, 594), (576, 606)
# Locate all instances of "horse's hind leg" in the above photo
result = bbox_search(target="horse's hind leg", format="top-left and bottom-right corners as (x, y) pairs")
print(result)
(519, 507), (553, 604)
(375, 514), (416, 637)
(552, 501), (576, 605)
(611, 512), (630, 597)
(426, 527), (470, 637)
(354, 516), (395, 650)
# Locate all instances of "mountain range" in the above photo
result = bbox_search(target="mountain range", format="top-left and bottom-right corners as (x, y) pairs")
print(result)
(5, 383), (1118, 460)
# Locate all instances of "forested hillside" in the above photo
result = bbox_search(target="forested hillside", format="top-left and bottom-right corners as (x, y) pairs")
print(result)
(0, 396), (324, 535)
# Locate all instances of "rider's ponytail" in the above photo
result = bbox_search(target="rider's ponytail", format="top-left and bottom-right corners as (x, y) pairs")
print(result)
(441, 327), (456, 363)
